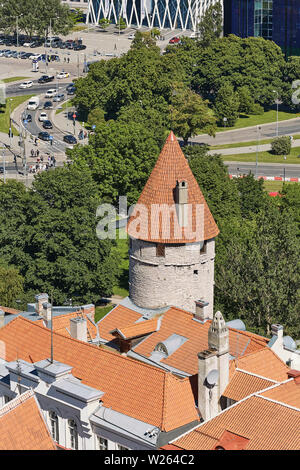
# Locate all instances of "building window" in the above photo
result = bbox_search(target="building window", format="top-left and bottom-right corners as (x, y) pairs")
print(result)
(116, 443), (128, 450)
(97, 436), (108, 450)
(156, 243), (165, 257)
(49, 411), (59, 443)
(68, 419), (78, 450)
(4, 395), (10, 404)
(194, 270), (198, 275)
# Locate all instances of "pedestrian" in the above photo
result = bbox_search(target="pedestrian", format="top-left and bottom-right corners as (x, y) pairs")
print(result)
(67, 57), (70, 64)
(84, 131), (87, 139)
(36, 149), (39, 158)
(31, 149), (34, 157)
(53, 157), (56, 167)
(64, 57), (66, 63)
(41, 155), (43, 162)
(34, 138), (37, 146)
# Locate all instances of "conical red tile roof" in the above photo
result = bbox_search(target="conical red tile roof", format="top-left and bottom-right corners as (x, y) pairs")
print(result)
(127, 131), (219, 243)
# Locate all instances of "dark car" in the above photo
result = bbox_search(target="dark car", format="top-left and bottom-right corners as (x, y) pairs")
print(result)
(66, 83), (75, 92)
(73, 44), (86, 51)
(59, 42), (67, 49)
(43, 101), (53, 109)
(63, 134), (77, 145)
(66, 42), (74, 50)
(43, 120), (53, 129)
(38, 75), (54, 84)
(67, 86), (76, 95)
(0, 166), (4, 174)
(23, 114), (32, 123)
(38, 131), (51, 141)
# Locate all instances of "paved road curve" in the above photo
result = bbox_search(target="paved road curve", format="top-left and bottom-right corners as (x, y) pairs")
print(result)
(225, 162), (300, 179)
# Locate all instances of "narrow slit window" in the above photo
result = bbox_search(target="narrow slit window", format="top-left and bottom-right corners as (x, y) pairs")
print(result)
(156, 243), (165, 257)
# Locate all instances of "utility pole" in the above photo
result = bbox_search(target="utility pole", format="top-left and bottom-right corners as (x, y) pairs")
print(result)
(8, 99), (12, 148)
(273, 90), (279, 137)
(256, 125), (261, 178)
(2, 148), (5, 184)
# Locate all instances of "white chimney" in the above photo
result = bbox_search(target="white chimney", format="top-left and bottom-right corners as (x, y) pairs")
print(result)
(271, 324), (283, 346)
(70, 317), (87, 342)
(194, 300), (211, 322)
(41, 302), (52, 323)
(175, 180), (188, 227)
(0, 309), (4, 329)
(35, 293), (48, 316)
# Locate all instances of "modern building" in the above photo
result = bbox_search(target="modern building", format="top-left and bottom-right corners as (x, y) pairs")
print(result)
(86, 0), (220, 31)
(223, 0), (300, 56)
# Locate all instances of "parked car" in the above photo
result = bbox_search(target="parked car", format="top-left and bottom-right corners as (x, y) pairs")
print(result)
(59, 42), (67, 49)
(57, 71), (69, 79)
(38, 131), (51, 141)
(38, 112), (48, 122)
(66, 83), (75, 92)
(63, 135), (77, 145)
(0, 51), (5, 57)
(43, 101), (53, 109)
(42, 120), (53, 129)
(29, 53), (41, 60)
(4, 51), (13, 57)
(53, 93), (65, 102)
(128, 33), (135, 40)
(23, 41), (33, 47)
(11, 51), (19, 58)
(19, 80), (33, 89)
(169, 36), (181, 44)
(73, 44), (86, 51)
(0, 166), (4, 174)
(38, 75), (54, 84)
(19, 52), (28, 59)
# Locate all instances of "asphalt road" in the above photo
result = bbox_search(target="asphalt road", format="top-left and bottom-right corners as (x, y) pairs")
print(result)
(191, 119), (300, 146)
(6, 80), (73, 97)
(225, 162), (300, 178)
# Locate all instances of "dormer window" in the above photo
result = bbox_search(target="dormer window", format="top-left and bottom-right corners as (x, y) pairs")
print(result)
(68, 419), (78, 450)
(49, 411), (59, 443)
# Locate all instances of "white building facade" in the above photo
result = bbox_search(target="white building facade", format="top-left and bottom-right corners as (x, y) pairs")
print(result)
(86, 0), (220, 31)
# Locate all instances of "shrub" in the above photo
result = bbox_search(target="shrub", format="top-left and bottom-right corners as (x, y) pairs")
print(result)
(271, 136), (291, 155)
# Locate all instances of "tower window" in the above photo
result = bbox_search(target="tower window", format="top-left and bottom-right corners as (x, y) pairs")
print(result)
(194, 270), (198, 275)
(156, 243), (165, 257)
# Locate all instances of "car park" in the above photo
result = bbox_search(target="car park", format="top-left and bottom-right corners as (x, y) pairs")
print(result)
(38, 131), (51, 141)
(57, 71), (69, 79)
(43, 101), (53, 109)
(38, 112), (48, 122)
(42, 120), (53, 129)
(53, 93), (65, 102)
(19, 81), (34, 89)
(63, 134), (77, 145)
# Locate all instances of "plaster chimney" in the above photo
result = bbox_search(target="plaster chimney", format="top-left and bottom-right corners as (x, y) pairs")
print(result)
(35, 293), (49, 316)
(194, 300), (211, 322)
(175, 180), (188, 227)
(41, 302), (52, 323)
(198, 349), (218, 421)
(208, 311), (229, 398)
(271, 324), (283, 346)
(70, 317), (87, 342)
(0, 309), (4, 329)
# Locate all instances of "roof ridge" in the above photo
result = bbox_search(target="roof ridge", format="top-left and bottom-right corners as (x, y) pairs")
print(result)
(235, 368), (278, 383)
(254, 394), (300, 412)
(228, 326), (268, 343)
(0, 389), (34, 417)
(5, 316), (171, 378)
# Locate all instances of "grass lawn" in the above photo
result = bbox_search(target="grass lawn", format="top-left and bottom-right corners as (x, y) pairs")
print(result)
(216, 109), (300, 133)
(112, 227), (129, 298)
(72, 25), (88, 32)
(55, 99), (73, 115)
(2, 77), (29, 83)
(263, 181), (296, 192)
(211, 135), (300, 150)
(223, 146), (300, 164)
(94, 304), (115, 323)
(0, 94), (34, 135)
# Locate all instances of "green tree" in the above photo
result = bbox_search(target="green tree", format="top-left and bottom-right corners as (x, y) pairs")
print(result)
(115, 17), (126, 31)
(99, 18), (111, 30)
(271, 136), (291, 155)
(170, 84), (217, 145)
(234, 174), (269, 219)
(0, 263), (24, 308)
(197, 1), (223, 47)
(214, 83), (240, 127)
(280, 183), (300, 235)
(87, 107), (106, 127)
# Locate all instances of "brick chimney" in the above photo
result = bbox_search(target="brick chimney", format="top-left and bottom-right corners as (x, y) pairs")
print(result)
(70, 317), (87, 342)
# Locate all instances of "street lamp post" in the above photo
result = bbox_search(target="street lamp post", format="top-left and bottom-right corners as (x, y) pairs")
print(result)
(273, 90), (279, 137)
(256, 125), (261, 178)
(223, 117), (227, 129)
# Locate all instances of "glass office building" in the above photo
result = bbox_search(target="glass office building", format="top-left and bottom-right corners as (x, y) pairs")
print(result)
(224, 0), (300, 56)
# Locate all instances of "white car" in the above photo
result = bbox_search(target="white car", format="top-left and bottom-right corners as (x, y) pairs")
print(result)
(128, 33), (135, 40)
(57, 72), (69, 79)
(45, 89), (57, 98)
(23, 42), (32, 47)
(38, 112), (48, 122)
(29, 53), (41, 60)
(19, 80), (33, 89)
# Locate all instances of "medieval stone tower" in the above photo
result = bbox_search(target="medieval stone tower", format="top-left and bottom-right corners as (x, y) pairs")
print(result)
(127, 131), (219, 316)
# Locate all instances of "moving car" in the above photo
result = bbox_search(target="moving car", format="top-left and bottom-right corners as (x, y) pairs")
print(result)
(42, 120), (53, 129)
(27, 97), (40, 110)
(38, 75), (54, 84)
(53, 93), (65, 102)
(43, 101), (53, 109)
(63, 134), (77, 145)
(67, 86), (76, 95)
(57, 71), (69, 79)
(45, 89), (57, 98)
(19, 80), (34, 89)
(38, 131), (51, 141)
(38, 112), (48, 122)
